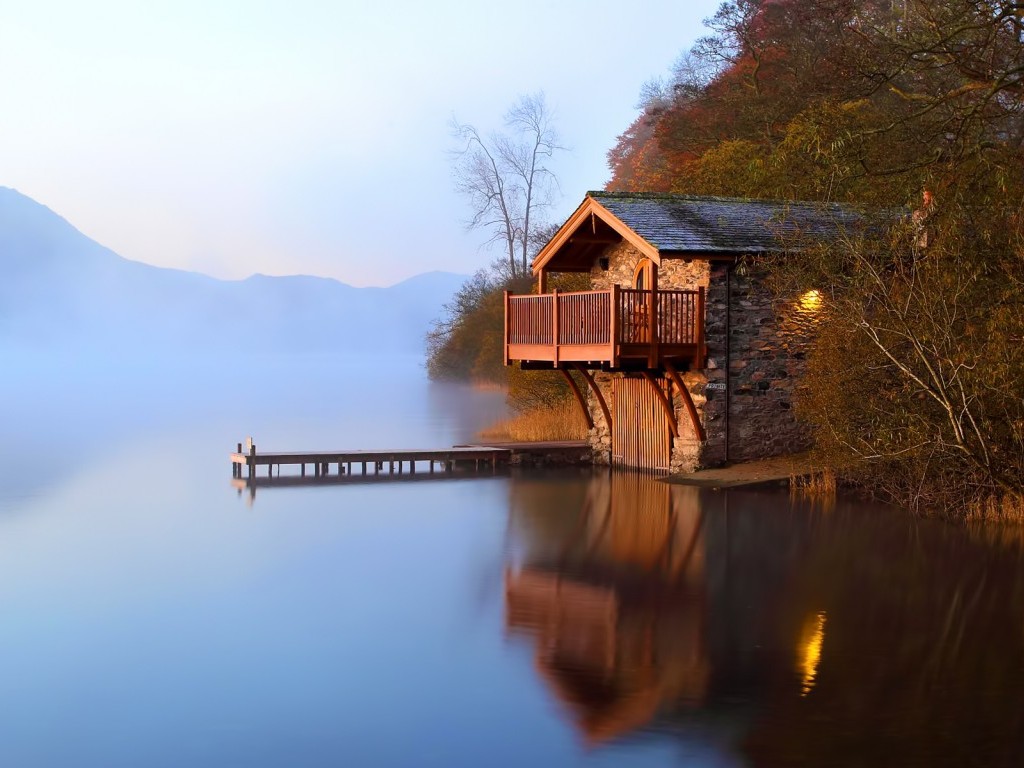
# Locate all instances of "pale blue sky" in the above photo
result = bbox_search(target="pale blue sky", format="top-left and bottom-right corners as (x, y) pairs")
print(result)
(0, 0), (719, 286)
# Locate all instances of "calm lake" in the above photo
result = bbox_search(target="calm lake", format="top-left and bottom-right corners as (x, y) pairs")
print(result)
(1, 352), (1022, 767)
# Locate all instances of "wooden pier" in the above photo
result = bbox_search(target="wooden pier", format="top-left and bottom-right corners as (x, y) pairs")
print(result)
(230, 440), (592, 504)
(231, 441), (511, 481)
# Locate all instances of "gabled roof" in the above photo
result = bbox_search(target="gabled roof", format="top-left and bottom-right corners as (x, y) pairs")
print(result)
(532, 191), (865, 274)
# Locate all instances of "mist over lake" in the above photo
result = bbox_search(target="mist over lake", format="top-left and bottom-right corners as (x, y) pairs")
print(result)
(2, 343), (1023, 767)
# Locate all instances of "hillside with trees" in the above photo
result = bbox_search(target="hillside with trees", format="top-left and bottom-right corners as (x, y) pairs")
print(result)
(432, 1), (1024, 514)
(609, 0), (1023, 205)
(605, 0), (1024, 515)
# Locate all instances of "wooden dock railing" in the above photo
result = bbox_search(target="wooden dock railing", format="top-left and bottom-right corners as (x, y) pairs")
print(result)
(505, 287), (705, 368)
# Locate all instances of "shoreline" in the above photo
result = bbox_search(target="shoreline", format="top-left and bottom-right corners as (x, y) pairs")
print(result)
(665, 453), (818, 490)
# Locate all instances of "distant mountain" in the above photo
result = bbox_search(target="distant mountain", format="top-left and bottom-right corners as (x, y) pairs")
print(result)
(0, 187), (466, 354)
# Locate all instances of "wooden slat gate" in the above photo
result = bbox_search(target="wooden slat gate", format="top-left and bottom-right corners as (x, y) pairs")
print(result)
(612, 376), (671, 472)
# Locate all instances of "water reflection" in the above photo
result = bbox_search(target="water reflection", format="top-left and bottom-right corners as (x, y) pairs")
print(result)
(797, 610), (826, 696)
(231, 465), (510, 504)
(506, 473), (710, 745)
(505, 471), (1024, 765)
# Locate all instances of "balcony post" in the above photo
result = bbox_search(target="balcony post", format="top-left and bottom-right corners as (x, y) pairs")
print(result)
(694, 286), (706, 369)
(503, 290), (509, 366)
(551, 289), (559, 366)
(647, 264), (659, 368)
(538, 269), (547, 295)
(609, 284), (619, 367)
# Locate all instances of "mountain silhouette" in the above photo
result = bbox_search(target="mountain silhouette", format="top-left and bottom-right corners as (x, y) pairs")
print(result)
(0, 186), (464, 354)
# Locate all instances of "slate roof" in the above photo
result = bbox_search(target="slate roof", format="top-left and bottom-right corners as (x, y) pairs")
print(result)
(589, 191), (866, 253)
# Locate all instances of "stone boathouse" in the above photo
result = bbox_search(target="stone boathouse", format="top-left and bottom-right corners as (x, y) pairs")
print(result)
(503, 191), (860, 473)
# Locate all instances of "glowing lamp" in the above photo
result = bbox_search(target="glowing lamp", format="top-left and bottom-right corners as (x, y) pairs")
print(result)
(798, 289), (822, 312)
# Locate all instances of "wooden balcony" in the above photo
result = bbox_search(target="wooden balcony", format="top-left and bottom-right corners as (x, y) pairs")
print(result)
(504, 286), (706, 370)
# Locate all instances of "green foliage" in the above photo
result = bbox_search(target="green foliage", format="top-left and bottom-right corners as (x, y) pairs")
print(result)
(680, 139), (767, 197)
(426, 269), (528, 383)
(427, 265), (590, 411)
(771, 186), (1024, 512)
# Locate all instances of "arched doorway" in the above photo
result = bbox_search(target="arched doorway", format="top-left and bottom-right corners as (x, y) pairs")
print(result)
(632, 258), (653, 290)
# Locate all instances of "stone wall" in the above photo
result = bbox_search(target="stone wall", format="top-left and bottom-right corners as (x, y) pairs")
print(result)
(700, 264), (731, 466)
(589, 242), (710, 292)
(588, 369), (614, 466)
(702, 262), (816, 465)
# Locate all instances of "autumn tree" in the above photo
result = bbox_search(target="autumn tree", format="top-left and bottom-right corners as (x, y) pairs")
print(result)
(608, 0), (1024, 205)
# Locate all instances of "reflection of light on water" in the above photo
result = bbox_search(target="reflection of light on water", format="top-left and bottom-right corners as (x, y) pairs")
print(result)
(798, 611), (827, 696)
(798, 289), (822, 312)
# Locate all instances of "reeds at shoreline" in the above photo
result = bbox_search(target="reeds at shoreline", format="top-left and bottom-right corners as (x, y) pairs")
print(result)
(479, 399), (589, 442)
(790, 468), (837, 510)
(965, 493), (1024, 524)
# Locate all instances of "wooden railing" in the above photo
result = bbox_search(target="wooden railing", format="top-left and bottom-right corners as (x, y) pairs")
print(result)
(557, 290), (613, 345)
(507, 293), (555, 346)
(505, 287), (705, 367)
(618, 288), (703, 344)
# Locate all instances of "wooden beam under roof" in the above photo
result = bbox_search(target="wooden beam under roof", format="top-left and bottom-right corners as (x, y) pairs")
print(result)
(532, 195), (660, 275)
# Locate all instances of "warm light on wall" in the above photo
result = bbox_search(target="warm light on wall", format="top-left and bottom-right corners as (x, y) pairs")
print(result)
(797, 611), (827, 696)
(798, 289), (823, 312)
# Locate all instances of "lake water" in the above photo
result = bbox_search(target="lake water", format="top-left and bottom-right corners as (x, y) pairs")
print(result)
(1, 353), (1022, 767)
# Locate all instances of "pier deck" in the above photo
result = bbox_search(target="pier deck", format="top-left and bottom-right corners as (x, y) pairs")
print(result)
(231, 445), (511, 480)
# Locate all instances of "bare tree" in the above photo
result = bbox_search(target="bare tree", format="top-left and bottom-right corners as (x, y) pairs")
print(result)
(450, 93), (564, 278)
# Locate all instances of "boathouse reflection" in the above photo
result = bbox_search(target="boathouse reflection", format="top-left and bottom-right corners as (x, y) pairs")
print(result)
(505, 472), (1024, 764)
(505, 473), (712, 744)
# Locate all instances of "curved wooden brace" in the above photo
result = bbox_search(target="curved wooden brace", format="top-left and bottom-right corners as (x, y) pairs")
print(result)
(559, 368), (594, 430)
(641, 371), (679, 438)
(570, 363), (612, 430)
(664, 360), (707, 442)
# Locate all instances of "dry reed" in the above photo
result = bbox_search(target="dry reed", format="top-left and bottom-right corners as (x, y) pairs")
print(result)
(790, 468), (838, 509)
(964, 493), (1024, 525)
(479, 399), (589, 442)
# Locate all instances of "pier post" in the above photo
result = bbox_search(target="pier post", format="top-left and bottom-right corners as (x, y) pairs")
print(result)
(248, 443), (256, 480)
